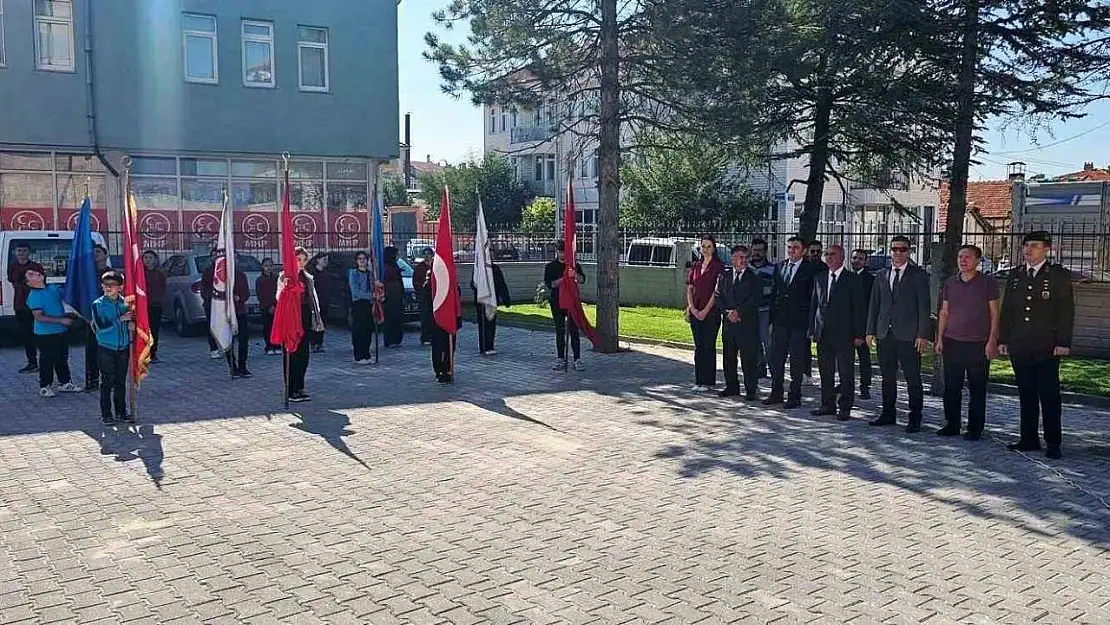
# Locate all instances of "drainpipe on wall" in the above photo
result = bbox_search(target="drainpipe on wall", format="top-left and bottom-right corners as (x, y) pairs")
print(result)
(84, 0), (118, 178)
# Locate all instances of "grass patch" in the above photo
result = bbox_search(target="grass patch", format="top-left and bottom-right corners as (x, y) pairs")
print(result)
(472, 303), (1110, 398)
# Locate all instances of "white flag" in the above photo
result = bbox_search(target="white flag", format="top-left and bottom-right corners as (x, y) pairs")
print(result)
(209, 193), (238, 351)
(473, 198), (498, 320)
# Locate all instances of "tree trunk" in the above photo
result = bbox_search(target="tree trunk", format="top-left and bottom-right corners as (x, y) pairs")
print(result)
(932, 0), (980, 396)
(594, 0), (621, 353)
(798, 90), (833, 243)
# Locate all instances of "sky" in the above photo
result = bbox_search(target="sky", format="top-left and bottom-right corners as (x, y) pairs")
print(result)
(399, 1), (1108, 179)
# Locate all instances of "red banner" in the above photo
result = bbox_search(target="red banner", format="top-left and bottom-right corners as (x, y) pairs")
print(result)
(328, 211), (367, 250)
(59, 208), (108, 234)
(1, 206), (53, 231)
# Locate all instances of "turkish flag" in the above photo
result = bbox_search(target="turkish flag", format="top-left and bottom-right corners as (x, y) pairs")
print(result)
(431, 187), (460, 333)
(560, 180), (598, 345)
(271, 170), (305, 352)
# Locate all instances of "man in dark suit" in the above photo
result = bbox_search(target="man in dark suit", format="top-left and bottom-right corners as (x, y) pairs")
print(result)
(999, 231), (1074, 460)
(866, 235), (932, 432)
(810, 245), (866, 420)
(849, 249), (875, 399)
(765, 236), (820, 409)
(717, 245), (763, 399)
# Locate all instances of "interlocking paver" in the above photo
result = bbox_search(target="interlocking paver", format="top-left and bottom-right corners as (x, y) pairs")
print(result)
(1, 325), (1109, 624)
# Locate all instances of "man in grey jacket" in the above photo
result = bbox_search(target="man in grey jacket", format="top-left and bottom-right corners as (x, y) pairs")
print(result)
(866, 236), (932, 432)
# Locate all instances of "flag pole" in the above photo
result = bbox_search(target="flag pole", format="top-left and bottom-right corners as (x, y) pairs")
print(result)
(221, 185), (235, 380)
(124, 157), (139, 424)
(281, 153), (291, 410)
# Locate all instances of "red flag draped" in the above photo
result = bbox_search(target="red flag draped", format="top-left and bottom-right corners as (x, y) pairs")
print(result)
(124, 191), (152, 386)
(271, 170), (305, 352)
(431, 187), (460, 333)
(560, 180), (599, 346)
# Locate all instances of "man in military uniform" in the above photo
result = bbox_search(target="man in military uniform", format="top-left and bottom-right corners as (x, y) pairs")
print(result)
(999, 231), (1075, 460)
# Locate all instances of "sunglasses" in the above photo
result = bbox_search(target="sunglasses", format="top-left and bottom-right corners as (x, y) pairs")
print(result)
(891, 246), (909, 253)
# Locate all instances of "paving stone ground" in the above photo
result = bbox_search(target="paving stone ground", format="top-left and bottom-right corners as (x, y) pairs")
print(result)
(1, 321), (1109, 625)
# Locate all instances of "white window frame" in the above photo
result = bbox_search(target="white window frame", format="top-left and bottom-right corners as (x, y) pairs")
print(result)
(0, 0), (7, 68)
(489, 107), (497, 134)
(34, 0), (75, 72)
(241, 20), (274, 88)
(182, 13), (218, 84)
(297, 26), (329, 93)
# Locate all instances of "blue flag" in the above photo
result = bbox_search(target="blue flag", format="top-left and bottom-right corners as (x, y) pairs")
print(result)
(371, 196), (386, 282)
(62, 197), (100, 320)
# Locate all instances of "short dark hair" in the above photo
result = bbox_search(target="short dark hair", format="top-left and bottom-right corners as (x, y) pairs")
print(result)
(809, 240), (823, 248)
(94, 244), (108, 254)
(294, 246), (309, 258)
(355, 250), (369, 260)
(422, 247), (434, 255)
(787, 236), (804, 245)
(958, 244), (983, 259)
(100, 270), (123, 285)
(554, 240), (565, 250)
(14, 241), (30, 250)
(1023, 230), (1052, 246)
(730, 244), (749, 255)
(750, 238), (767, 248)
(142, 249), (158, 259)
(852, 248), (868, 256)
(890, 235), (912, 247)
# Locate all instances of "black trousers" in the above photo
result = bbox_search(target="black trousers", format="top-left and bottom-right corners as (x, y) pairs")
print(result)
(723, 322), (760, 395)
(286, 338), (310, 395)
(204, 303), (217, 351)
(148, 305), (162, 358)
(689, 312), (721, 387)
(418, 288), (433, 344)
(97, 346), (129, 419)
(262, 308), (276, 351)
(770, 324), (810, 401)
(224, 313), (249, 372)
(430, 325), (455, 376)
(475, 304), (498, 353)
(942, 338), (989, 434)
(85, 326), (100, 385)
(1011, 352), (1062, 450)
(553, 307), (581, 360)
(351, 300), (376, 361)
(37, 333), (71, 388)
(383, 297), (404, 347)
(16, 308), (37, 365)
(817, 338), (855, 413)
(877, 335), (924, 421)
(856, 342), (872, 391)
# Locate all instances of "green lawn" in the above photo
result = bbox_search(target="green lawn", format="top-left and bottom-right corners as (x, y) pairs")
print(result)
(471, 303), (1110, 398)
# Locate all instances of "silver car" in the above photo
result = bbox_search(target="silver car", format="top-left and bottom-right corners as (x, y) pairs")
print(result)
(161, 252), (262, 336)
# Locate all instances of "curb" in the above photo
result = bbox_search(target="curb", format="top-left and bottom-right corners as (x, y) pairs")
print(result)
(477, 314), (1110, 409)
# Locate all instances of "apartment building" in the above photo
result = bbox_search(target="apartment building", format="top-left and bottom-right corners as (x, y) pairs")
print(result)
(0, 0), (399, 251)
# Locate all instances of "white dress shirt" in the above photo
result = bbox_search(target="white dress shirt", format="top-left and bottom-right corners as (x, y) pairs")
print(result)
(1026, 259), (1047, 279)
(889, 262), (909, 288)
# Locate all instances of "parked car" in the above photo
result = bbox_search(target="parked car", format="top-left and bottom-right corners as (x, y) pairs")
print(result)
(319, 251), (421, 326)
(405, 239), (435, 260)
(1, 230), (109, 335)
(161, 251), (262, 336)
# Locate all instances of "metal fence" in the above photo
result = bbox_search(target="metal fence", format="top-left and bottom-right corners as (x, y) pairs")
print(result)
(95, 225), (1110, 281)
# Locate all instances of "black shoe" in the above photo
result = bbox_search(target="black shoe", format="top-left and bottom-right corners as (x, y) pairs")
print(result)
(237, 369), (253, 379)
(811, 407), (836, 417)
(836, 411), (852, 421)
(936, 425), (961, 437)
(859, 388), (871, 400)
(718, 387), (740, 398)
(744, 392), (757, 401)
(100, 415), (115, 426)
(116, 414), (135, 425)
(963, 432), (982, 441)
(783, 399), (802, 409)
(435, 373), (446, 383)
(288, 392), (310, 403)
(1046, 448), (1062, 460)
(86, 381), (100, 392)
(905, 423), (922, 434)
(762, 395), (784, 406)
(869, 417), (896, 426)
(442, 374), (454, 385)
(1008, 442), (1041, 452)
(18, 363), (38, 374)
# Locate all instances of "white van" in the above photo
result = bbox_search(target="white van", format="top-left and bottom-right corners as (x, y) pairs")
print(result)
(1, 230), (109, 328)
(625, 237), (730, 268)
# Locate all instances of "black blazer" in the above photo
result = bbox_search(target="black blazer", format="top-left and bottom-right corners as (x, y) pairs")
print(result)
(999, 263), (1075, 355)
(852, 267), (875, 306)
(716, 267), (761, 333)
(770, 258), (821, 329)
(866, 263), (931, 341)
(471, 263), (512, 307)
(810, 268), (865, 342)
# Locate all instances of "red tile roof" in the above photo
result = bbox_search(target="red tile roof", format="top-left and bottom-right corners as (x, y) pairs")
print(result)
(938, 180), (1012, 227)
(1052, 168), (1110, 182)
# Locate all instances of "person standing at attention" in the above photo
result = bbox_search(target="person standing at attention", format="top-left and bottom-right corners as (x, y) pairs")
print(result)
(25, 266), (81, 397)
(473, 252), (512, 356)
(91, 271), (134, 425)
(85, 244), (113, 389)
(412, 247), (435, 346)
(935, 244), (999, 441)
(382, 246), (406, 348)
(306, 254), (331, 352)
(849, 249), (875, 399)
(228, 265), (252, 379)
(257, 258), (280, 355)
(141, 250), (167, 363)
(544, 241), (587, 371)
(716, 245), (762, 399)
(809, 245), (865, 421)
(200, 247), (220, 359)
(685, 236), (725, 391)
(749, 238), (776, 378)
(348, 251), (377, 364)
(866, 235), (931, 432)
(8, 241), (44, 374)
(281, 248), (325, 402)
(765, 236), (820, 409)
(999, 231), (1074, 460)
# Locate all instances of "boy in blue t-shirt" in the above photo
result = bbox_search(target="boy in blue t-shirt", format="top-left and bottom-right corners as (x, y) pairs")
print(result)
(25, 267), (81, 397)
(91, 271), (134, 425)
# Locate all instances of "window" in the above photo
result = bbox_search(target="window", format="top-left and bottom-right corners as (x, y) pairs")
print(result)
(183, 14), (218, 83)
(297, 26), (328, 92)
(242, 20), (274, 87)
(579, 156), (589, 179)
(1, 0), (6, 67)
(34, 0), (74, 71)
(591, 150), (599, 178)
(533, 157), (543, 182)
(489, 108), (497, 134)
(546, 155), (555, 181)
(511, 109), (518, 128)
(500, 110), (507, 132)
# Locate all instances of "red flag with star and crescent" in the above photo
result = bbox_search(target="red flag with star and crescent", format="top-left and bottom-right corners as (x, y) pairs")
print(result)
(560, 180), (598, 345)
(431, 187), (460, 333)
(123, 189), (153, 386)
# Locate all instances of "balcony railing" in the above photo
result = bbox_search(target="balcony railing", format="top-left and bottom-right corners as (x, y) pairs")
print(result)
(511, 123), (557, 144)
(524, 179), (556, 196)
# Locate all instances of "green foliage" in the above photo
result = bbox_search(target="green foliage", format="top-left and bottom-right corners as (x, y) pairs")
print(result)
(417, 154), (531, 228)
(620, 135), (769, 228)
(383, 175), (410, 206)
(520, 197), (557, 235)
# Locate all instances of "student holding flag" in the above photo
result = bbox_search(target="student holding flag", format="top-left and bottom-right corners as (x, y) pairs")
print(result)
(348, 251), (377, 364)
(472, 198), (511, 355)
(209, 190), (241, 375)
(430, 187), (461, 383)
(26, 266), (81, 397)
(280, 247), (325, 401)
(91, 271), (133, 425)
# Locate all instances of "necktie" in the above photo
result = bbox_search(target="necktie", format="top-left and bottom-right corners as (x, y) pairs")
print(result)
(1028, 266), (1036, 281)
(784, 263), (795, 284)
(892, 267), (902, 292)
(829, 272), (837, 299)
